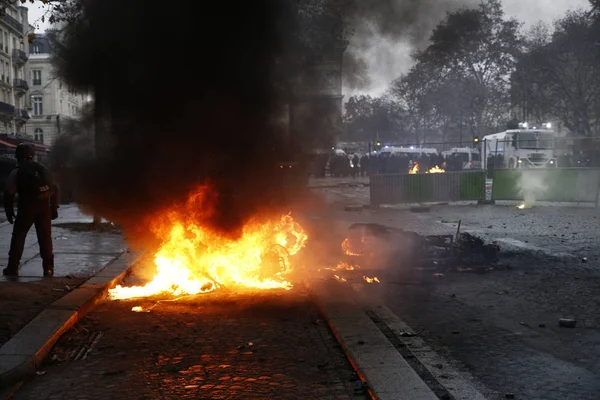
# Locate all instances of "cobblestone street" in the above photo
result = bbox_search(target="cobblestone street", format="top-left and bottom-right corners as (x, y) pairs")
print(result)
(317, 182), (600, 399)
(13, 270), (366, 400)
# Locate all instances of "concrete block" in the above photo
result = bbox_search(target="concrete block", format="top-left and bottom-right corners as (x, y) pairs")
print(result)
(48, 287), (103, 313)
(345, 345), (407, 369)
(0, 309), (77, 368)
(362, 366), (437, 400)
(93, 264), (128, 278)
(82, 274), (116, 286)
(0, 354), (34, 387)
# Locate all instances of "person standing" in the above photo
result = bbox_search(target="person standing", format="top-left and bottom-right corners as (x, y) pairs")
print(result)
(3, 143), (58, 277)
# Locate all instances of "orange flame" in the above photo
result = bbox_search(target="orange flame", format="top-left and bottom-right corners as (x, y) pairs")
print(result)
(341, 237), (363, 256)
(409, 162), (419, 174)
(427, 166), (445, 173)
(109, 190), (308, 300)
(363, 276), (380, 284)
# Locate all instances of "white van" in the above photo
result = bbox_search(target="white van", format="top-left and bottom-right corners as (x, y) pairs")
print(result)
(441, 147), (481, 169)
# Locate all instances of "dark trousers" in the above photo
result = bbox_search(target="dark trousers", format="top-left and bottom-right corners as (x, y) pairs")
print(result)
(7, 200), (53, 272)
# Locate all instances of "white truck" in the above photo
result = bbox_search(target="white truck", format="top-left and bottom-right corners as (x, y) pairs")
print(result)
(482, 129), (557, 169)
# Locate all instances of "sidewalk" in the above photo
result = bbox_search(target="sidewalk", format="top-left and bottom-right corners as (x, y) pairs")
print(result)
(0, 205), (134, 393)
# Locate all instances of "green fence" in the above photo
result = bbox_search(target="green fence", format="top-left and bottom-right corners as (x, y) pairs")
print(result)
(492, 168), (600, 203)
(370, 171), (486, 206)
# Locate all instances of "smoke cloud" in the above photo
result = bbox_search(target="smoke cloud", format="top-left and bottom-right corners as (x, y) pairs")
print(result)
(51, 0), (325, 242)
(517, 170), (548, 207)
(340, 0), (479, 94)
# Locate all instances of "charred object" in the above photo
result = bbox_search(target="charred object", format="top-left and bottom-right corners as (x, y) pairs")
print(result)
(343, 222), (499, 270)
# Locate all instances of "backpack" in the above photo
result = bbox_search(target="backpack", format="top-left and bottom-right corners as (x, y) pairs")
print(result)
(17, 160), (54, 201)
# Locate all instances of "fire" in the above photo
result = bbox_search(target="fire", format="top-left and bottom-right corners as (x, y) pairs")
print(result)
(335, 262), (358, 271)
(341, 238), (362, 256)
(334, 275), (347, 282)
(409, 163), (445, 174)
(323, 262), (360, 272)
(428, 166), (445, 174)
(109, 196), (308, 300)
(363, 276), (380, 284)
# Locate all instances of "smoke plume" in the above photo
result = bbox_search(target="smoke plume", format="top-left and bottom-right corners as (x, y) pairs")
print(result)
(51, 0), (326, 242)
(517, 170), (548, 207)
(340, 0), (479, 93)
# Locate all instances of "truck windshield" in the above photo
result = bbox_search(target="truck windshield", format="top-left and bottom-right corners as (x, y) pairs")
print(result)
(518, 132), (554, 149)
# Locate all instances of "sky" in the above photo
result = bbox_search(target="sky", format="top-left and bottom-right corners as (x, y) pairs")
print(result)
(347, 0), (591, 96)
(24, 0), (591, 95)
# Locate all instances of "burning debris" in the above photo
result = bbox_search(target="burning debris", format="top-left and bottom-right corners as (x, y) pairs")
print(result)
(428, 166), (445, 174)
(340, 222), (499, 271)
(109, 189), (308, 300)
(363, 276), (380, 283)
(408, 162), (446, 174)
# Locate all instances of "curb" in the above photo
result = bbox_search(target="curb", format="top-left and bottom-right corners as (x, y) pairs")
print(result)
(311, 280), (450, 400)
(310, 286), (377, 400)
(0, 250), (143, 392)
(311, 280), (487, 400)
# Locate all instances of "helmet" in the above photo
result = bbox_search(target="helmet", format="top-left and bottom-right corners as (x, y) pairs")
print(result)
(15, 143), (35, 161)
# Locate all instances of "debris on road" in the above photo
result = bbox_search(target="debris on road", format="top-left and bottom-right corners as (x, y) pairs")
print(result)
(342, 222), (500, 271)
(582, 257), (588, 263)
(558, 318), (577, 328)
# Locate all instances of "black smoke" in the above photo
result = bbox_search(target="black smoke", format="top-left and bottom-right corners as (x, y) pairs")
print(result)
(51, 0), (332, 239)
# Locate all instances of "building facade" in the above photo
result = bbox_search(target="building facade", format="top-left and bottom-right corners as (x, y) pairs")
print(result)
(26, 32), (85, 147)
(0, 5), (30, 136)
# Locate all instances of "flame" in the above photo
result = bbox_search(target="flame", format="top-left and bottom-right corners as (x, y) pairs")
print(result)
(409, 162), (419, 174)
(335, 262), (359, 271)
(427, 166), (445, 174)
(363, 276), (380, 283)
(324, 262), (360, 272)
(341, 238), (362, 256)
(109, 192), (308, 300)
(334, 275), (347, 282)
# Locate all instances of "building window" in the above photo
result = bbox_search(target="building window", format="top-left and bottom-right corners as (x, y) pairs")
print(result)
(11, 37), (15, 52)
(32, 70), (41, 86)
(34, 128), (44, 144)
(32, 96), (43, 116)
(3, 33), (7, 53)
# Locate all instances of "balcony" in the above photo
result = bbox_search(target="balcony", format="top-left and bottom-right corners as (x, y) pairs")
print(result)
(13, 78), (28, 94)
(1, 14), (22, 34)
(14, 109), (29, 124)
(12, 49), (27, 65)
(0, 101), (15, 121)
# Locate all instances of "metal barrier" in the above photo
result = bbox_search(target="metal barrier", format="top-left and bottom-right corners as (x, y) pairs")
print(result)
(492, 168), (600, 203)
(370, 171), (486, 206)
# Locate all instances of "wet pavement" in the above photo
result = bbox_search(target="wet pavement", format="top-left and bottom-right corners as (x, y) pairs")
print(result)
(0, 205), (125, 281)
(13, 270), (366, 400)
(319, 182), (600, 399)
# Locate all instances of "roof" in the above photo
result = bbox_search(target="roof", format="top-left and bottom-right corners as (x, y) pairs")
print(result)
(29, 33), (53, 55)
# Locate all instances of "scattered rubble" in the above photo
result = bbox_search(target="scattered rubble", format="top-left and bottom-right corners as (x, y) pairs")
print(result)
(558, 318), (577, 328)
